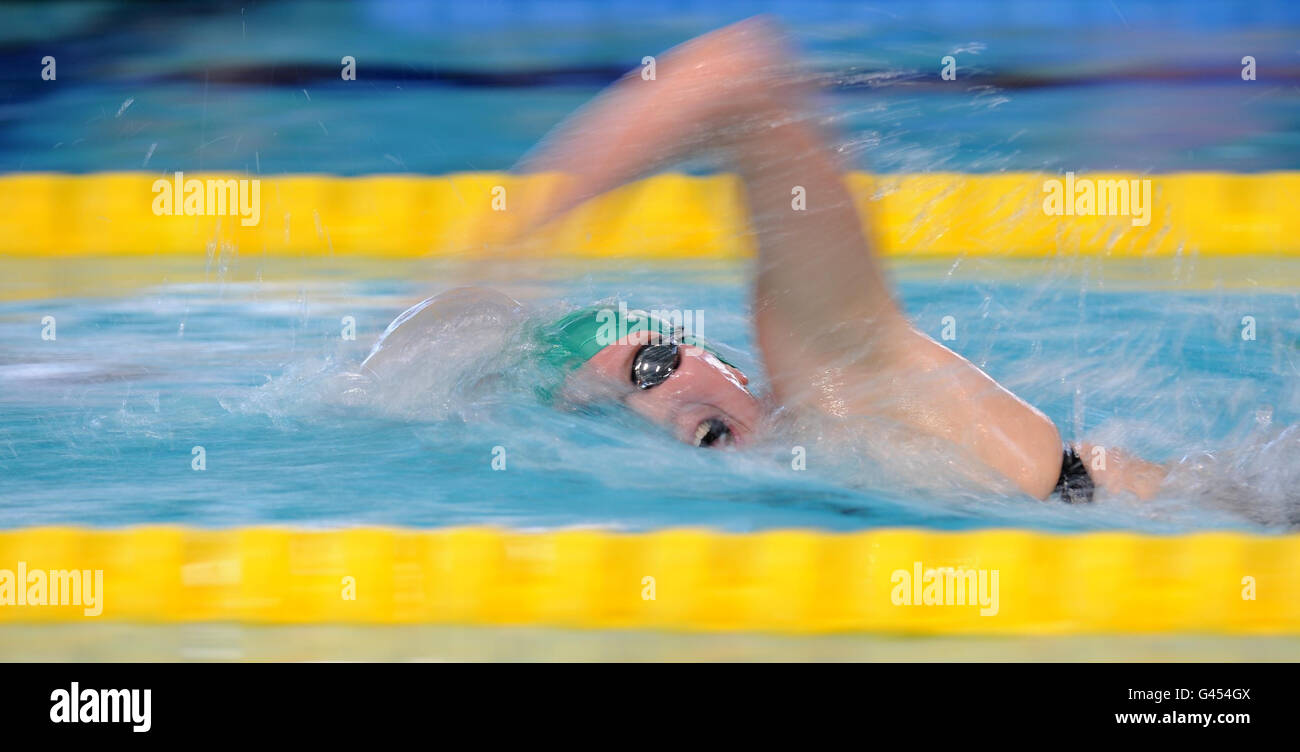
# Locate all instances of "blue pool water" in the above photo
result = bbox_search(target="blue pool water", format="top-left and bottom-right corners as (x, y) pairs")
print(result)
(2, 255), (1298, 533)
(3, 1), (1300, 174)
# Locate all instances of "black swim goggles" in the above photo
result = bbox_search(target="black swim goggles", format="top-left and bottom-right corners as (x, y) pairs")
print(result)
(630, 334), (682, 390)
(629, 331), (735, 448)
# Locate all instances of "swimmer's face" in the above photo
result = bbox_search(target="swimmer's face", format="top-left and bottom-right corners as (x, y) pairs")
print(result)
(566, 330), (762, 448)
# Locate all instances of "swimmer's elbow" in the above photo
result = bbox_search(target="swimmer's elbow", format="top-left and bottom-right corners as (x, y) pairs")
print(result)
(1023, 415), (1065, 501)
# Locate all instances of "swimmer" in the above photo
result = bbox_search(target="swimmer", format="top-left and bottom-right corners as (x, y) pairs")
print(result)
(365, 18), (1169, 503)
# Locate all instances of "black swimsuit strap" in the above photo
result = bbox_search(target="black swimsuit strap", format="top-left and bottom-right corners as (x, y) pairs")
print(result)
(1054, 446), (1095, 503)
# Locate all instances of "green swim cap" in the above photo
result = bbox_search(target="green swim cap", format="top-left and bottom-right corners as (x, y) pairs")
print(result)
(532, 304), (733, 403)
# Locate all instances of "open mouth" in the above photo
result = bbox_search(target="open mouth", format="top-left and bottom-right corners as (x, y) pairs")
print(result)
(693, 417), (734, 448)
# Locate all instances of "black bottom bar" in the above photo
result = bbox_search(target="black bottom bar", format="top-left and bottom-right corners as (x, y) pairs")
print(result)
(0, 662), (1289, 740)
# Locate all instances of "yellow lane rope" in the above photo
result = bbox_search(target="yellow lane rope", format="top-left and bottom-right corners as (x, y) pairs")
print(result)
(1, 172), (1296, 258)
(0, 526), (1295, 633)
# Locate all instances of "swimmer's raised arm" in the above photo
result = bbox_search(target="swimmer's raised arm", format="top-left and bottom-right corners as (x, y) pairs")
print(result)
(517, 18), (905, 402)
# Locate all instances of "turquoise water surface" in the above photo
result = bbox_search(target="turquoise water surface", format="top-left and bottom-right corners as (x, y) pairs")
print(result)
(2, 256), (1298, 532)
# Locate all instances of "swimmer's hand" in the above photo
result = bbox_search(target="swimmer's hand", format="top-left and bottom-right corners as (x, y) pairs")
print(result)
(1077, 443), (1169, 501)
(510, 16), (799, 234)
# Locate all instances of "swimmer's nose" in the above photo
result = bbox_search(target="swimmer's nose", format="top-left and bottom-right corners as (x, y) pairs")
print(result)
(681, 346), (748, 387)
(669, 351), (761, 434)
